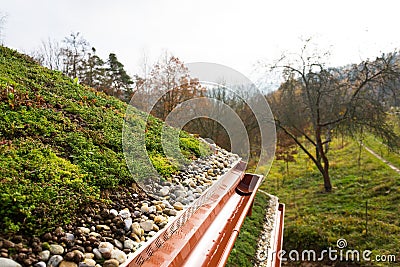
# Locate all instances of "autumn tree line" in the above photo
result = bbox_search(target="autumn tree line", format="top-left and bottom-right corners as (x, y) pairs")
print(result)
(32, 34), (400, 192)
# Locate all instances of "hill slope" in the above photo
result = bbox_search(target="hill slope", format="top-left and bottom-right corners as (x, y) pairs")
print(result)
(0, 46), (209, 236)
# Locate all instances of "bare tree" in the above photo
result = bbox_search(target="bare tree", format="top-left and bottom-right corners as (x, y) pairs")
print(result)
(32, 38), (63, 70)
(0, 11), (7, 44)
(61, 32), (89, 78)
(267, 42), (400, 192)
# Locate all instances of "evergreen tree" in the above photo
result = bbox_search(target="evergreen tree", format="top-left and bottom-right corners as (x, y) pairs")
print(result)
(81, 47), (105, 89)
(106, 53), (134, 100)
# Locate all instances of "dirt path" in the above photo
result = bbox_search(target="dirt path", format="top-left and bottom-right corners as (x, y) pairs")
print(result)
(363, 144), (400, 174)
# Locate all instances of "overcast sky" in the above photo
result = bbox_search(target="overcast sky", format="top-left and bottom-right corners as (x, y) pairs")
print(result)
(1, 0), (400, 82)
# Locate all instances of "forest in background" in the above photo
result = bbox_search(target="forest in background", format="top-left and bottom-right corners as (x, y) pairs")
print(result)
(30, 32), (400, 194)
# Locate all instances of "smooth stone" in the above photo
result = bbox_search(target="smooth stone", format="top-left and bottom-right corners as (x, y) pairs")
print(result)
(140, 220), (154, 232)
(155, 205), (162, 212)
(153, 215), (165, 224)
(195, 188), (203, 193)
(34, 262), (46, 267)
(63, 252), (75, 262)
(173, 202), (184, 211)
(152, 224), (159, 232)
(77, 227), (90, 234)
(163, 208), (177, 216)
(119, 208), (131, 219)
(39, 250), (50, 261)
(92, 248), (102, 260)
(162, 200), (173, 209)
(22, 258), (35, 267)
(103, 259), (120, 267)
(88, 232), (101, 238)
(55, 227), (64, 236)
(0, 258), (22, 267)
(140, 204), (149, 213)
(102, 251), (112, 260)
(114, 239), (123, 250)
(47, 255), (63, 267)
(173, 184), (184, 191)
(84, 253), (94, 259)
(64, 250), (83, 263)
(148, 231), (156, 237)
(98, 242), (113, 259)
(109, 209), (118, 217)
(81, 259), (96, 267)
(49, 244), (64, 255)
(59, 261), (78, 267)
(111, 249), (127, 264)
(130, 233), (140, 243)
(159, 187), (170, 196)
(174, 190), (186, 198)
(124, 218), (132, 232)
(123, 239), (135, 250)
(65, 233), (75, 241)
(96, 225), (111, 231)
(72, 250), (84, 260)
(131, 222), (143, 237)
(148, 206), (156, 214)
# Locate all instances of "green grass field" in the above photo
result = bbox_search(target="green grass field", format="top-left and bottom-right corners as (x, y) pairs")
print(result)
(228, 138), (400, 266)
(364, 134), (400, 169)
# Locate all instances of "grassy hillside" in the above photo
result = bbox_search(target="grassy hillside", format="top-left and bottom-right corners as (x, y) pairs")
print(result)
(230, 138), (400, 266)
(0, 46), (209, 236)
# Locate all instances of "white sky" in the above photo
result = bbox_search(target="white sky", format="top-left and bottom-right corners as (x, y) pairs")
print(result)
(1, 0), (400, 82)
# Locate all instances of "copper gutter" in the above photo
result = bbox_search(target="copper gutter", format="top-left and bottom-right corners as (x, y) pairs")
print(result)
(124, 160), (284, 267)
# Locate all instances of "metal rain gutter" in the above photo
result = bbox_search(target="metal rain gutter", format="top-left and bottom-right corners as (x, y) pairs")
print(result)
(123, 160), (284, 267)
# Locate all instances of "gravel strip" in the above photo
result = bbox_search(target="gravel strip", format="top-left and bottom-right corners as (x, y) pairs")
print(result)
(254, 191), (279, 267)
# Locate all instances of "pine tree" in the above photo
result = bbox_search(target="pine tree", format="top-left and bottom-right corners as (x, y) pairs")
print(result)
(106, 53), (133, 99)
(81, 47), (105, 89)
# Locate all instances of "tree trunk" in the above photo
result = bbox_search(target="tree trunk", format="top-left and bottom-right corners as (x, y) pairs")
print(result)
(316, 146), (321, 164)
(322, 161), (332, 192)
(316, 127), (332, 192)
(278, 124), (333, 192)
(314, 159), (332, 192)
